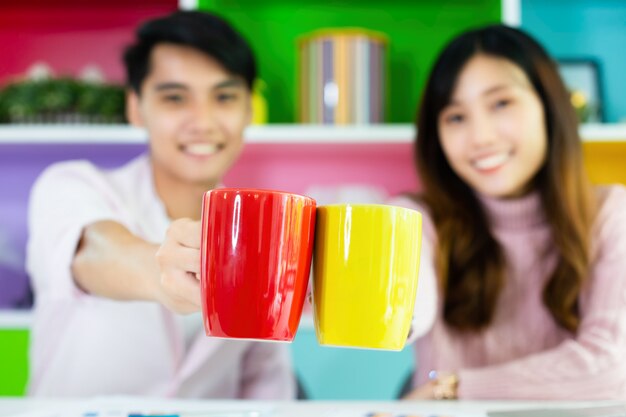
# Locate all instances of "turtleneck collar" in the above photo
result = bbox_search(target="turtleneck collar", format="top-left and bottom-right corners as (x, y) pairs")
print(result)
(476, 190), (547, 231)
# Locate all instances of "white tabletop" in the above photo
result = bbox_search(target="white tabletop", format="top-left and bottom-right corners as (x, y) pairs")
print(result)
(0, 398), (624, 417)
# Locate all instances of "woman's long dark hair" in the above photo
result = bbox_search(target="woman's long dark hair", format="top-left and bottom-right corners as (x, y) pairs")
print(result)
(415, 25), (596, 333)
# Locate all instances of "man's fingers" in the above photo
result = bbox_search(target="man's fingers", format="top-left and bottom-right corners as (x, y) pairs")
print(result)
(156, 218), (203, 314)
(160, 269), (202, 310)
(169, 218), (202, 249)
(156, 241), (200, 274)
(178, 246), (201, 274)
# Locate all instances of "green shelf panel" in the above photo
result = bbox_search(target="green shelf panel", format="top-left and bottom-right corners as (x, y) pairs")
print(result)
(0, 329), (29, 396)
(198, 0), (501, 123)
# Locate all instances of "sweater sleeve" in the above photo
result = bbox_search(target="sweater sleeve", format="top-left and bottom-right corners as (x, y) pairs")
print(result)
(458, 186), (626, 400)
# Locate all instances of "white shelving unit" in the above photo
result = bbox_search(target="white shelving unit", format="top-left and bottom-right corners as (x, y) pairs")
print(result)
(579, 124), (626, 142)
(502, 0), (522, 26)
(0, 311), (32, 329)
(0, 123), (625, 145)
(0, 310), (315, 330)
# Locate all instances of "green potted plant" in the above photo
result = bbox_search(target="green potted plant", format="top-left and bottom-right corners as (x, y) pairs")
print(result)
(0, 77), (126, 124)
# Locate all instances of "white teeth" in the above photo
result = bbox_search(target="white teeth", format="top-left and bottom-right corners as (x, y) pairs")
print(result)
(472, 152), (510, 170)
(184, 143), (217, 156)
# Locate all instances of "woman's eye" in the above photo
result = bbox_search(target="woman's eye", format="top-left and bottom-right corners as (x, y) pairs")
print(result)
(445, 114), (464, 124)
(494, 99), (511, 109)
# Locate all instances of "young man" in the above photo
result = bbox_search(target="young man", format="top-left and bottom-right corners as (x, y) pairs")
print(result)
(26, 11), (295, 398)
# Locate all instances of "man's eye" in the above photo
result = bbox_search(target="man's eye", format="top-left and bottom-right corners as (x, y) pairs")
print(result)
(163, 95), (184, 103)
(217, 93), (237, 103)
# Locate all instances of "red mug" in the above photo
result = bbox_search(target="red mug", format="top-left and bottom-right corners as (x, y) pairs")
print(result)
(200, 188), (316, 341)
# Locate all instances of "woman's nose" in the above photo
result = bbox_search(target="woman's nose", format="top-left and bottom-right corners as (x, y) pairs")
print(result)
(468, 112), (497, 147)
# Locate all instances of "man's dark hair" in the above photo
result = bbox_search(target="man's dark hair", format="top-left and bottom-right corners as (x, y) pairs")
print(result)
(123, 11), (256, 93)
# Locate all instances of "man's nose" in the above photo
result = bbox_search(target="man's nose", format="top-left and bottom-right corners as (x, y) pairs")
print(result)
(188, 101), (218, 134)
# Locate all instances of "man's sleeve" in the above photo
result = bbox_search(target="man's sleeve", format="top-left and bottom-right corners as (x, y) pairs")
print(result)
(26, 161), (126, 300)
(239, 342), (296, 399)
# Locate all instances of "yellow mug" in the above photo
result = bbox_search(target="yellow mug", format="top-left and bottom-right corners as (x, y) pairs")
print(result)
(312, 204), (422, 350)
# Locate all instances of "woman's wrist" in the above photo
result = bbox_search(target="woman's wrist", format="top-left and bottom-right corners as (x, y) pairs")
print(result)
(428, 370), (459, 400)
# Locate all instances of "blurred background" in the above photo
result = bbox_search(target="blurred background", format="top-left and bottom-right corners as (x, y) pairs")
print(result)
(1, 0), (625, 400)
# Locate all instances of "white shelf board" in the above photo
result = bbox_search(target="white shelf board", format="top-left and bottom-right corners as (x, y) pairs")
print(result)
(579, 123), (626, 142)
(0, 310), (32, 329)
(0, 123), (624, 145)
(0, 125), (148, 144)
(245, 124), (414, 143)
(0, 124), (415, 144)
(0, 310), (315, 331)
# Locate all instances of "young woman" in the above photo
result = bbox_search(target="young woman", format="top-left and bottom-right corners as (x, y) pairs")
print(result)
(395, 24), (626, 400)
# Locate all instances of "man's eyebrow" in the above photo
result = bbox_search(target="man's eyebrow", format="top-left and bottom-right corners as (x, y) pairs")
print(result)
(154, 82), (189, 91)
(213, 79), (246, 89)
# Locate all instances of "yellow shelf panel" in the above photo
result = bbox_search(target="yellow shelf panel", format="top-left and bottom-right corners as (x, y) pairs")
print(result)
(583, 142), (626, 185)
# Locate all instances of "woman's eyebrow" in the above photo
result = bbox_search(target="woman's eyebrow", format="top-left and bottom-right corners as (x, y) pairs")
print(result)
(483, 84), (514, 96)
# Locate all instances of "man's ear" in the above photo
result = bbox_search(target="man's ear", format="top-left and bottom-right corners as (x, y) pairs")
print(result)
(126, 89), (144, 127)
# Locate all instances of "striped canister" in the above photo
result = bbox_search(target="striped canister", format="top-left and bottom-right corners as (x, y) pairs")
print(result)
(298, 28), (387, 124)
